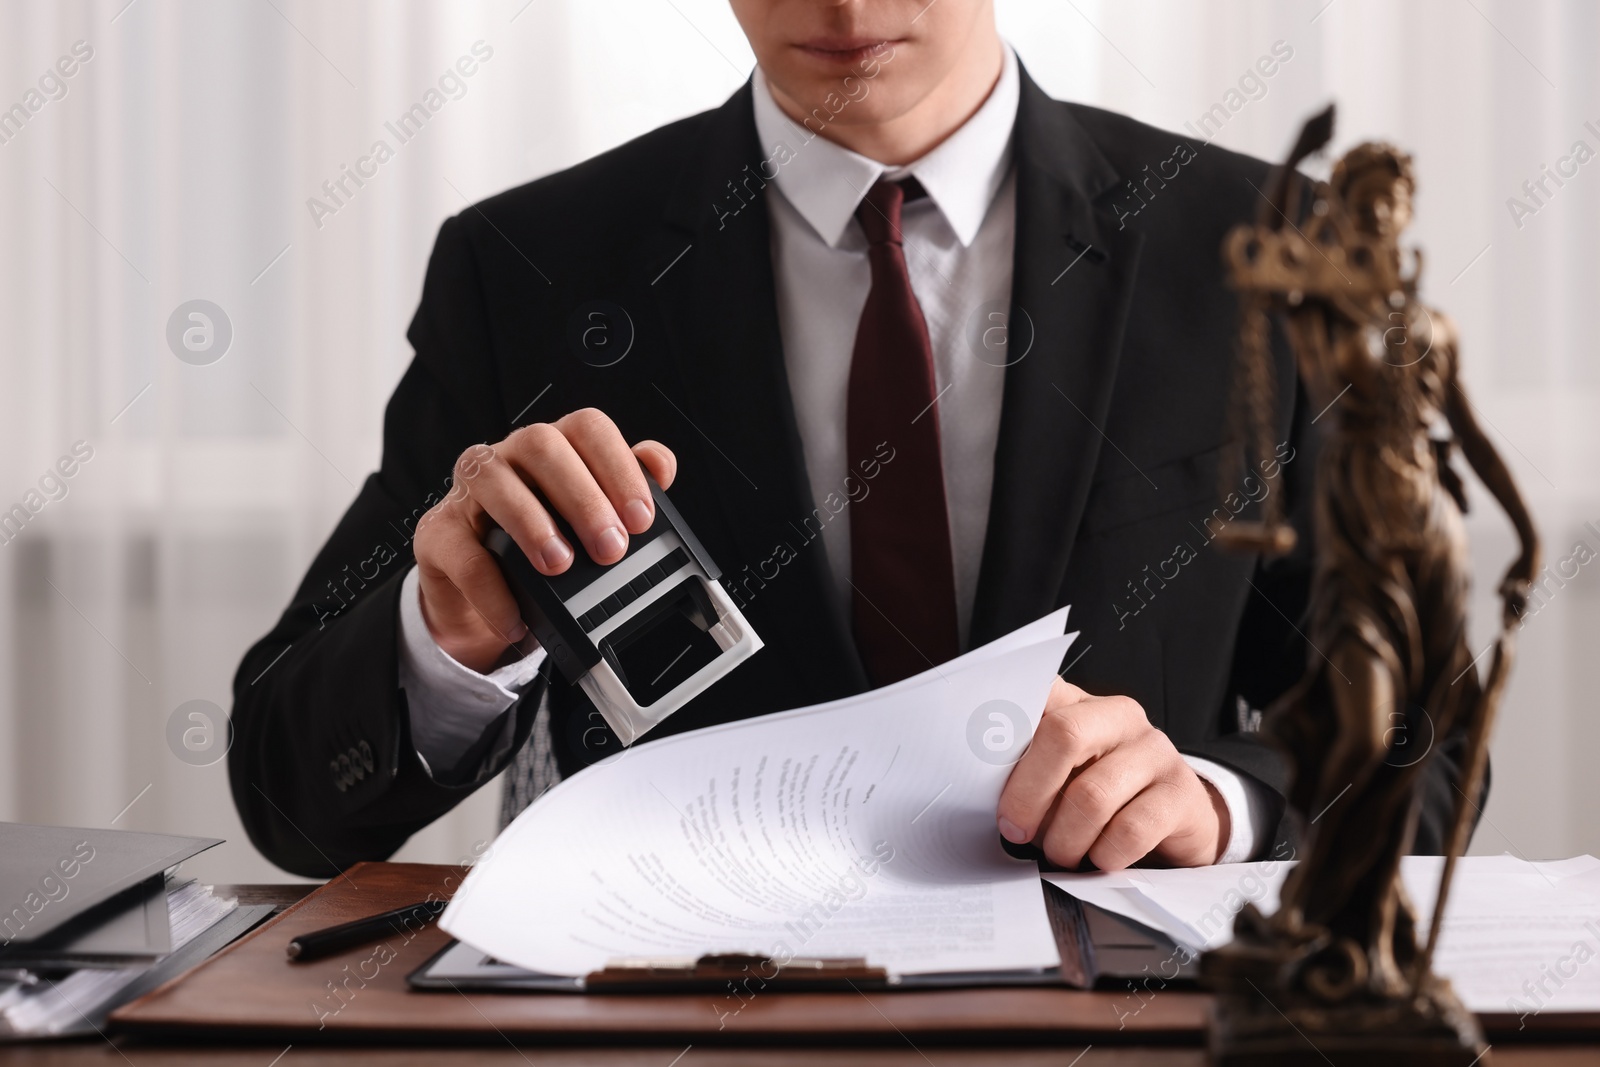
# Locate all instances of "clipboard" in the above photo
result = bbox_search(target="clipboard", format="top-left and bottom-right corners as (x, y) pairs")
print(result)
(406, 939), (1071, 994)
(403, 879), (1178, 993)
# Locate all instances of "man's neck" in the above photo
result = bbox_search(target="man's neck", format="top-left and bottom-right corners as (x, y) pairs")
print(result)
(767, 35), (1005, 167)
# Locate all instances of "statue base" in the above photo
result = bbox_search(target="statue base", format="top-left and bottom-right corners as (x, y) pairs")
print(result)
(1203, 909), (1488, 1066)
(1206, 993), (1488, 1066)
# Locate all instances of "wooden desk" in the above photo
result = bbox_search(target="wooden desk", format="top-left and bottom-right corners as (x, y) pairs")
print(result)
(4, 883), (1596, 1067)
(7, 1036), (1600, 1065)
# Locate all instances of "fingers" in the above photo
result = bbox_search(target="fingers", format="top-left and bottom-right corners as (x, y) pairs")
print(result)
(632, 439), (677, 490)
(453, 444), (573, 574)
(557, 409), (657, 536)
(996, 684), (1144, 845)
(1148, 774), (1229, 868)
(996, 680), (1225, 872)
(1039, 736), (1169, 869)
(415, 506), (528, 658)
(409, 413), (672, 673)
(500, 418), (629, 565)
(1086, 779), (1189, 872)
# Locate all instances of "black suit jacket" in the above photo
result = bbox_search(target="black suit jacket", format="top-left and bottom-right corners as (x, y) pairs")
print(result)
(229, 67), (1472, 876)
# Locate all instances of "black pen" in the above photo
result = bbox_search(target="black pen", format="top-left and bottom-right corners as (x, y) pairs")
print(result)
(286, 899), (447, 962)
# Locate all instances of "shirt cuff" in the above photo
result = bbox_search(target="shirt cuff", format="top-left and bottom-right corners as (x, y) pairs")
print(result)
(398, 566), (547, 776)
(1183, 754), (1275, 865)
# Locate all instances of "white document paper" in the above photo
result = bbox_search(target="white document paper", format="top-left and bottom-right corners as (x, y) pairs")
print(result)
(442, 610), (1078, 980)
(1046, 854), (1600, 1014)
(1044, 851), (1296, 953)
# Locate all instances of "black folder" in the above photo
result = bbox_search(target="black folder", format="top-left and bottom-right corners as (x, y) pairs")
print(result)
(0, 822), (219, 957)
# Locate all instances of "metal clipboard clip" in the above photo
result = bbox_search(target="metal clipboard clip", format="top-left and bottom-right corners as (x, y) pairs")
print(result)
(583, 953), (888, 993)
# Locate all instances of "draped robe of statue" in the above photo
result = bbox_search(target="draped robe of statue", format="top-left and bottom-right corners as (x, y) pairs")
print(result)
(1209, 130), (1539, 1031)
(1270, 295), (1478, 996)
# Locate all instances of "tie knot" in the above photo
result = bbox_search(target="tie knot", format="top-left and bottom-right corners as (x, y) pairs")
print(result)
(856, 177), (926, 247)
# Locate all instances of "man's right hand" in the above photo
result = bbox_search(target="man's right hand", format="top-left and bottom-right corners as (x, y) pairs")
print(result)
(412, 409), (677, 673)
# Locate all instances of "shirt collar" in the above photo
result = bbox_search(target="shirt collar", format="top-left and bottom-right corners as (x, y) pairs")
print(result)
(750, 46), (1019, 248)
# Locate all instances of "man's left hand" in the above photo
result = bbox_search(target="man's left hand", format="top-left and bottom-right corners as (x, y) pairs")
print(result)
(996, 678), (1229, 870)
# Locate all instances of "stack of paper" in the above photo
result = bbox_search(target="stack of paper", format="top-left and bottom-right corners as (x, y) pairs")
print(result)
(0, 879), (237, 1038)
(441, 610), (1079, 981)
(1046, 855), (1600, 1015)
(0, 823), (266, 1041)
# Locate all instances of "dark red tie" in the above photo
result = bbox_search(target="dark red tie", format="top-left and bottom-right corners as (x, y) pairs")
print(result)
(847, 178), (961, 686)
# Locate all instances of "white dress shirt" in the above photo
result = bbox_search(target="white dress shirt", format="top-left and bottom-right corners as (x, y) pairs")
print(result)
(398, 48), (1272, 862)
(754, 44), (1016, 648)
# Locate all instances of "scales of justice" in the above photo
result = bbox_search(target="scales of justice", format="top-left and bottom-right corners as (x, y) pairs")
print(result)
(1201, 104), (1541, 1066)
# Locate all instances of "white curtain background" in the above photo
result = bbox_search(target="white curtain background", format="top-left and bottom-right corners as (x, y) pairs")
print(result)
(0, 0), (1594, 883)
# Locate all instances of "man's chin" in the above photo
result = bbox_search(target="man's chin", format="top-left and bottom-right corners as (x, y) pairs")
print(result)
(769, 71), (925, 130)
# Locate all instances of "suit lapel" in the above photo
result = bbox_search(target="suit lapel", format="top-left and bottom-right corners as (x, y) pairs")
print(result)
(646, 83), (869, 700)
(969, 70), (1144, 647)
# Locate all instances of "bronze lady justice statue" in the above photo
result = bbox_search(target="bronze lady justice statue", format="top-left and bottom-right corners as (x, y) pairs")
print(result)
(1204, 108), (1541, 1062)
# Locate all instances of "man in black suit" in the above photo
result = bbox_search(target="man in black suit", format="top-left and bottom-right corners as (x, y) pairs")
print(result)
(230, 0), (1472, 877)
